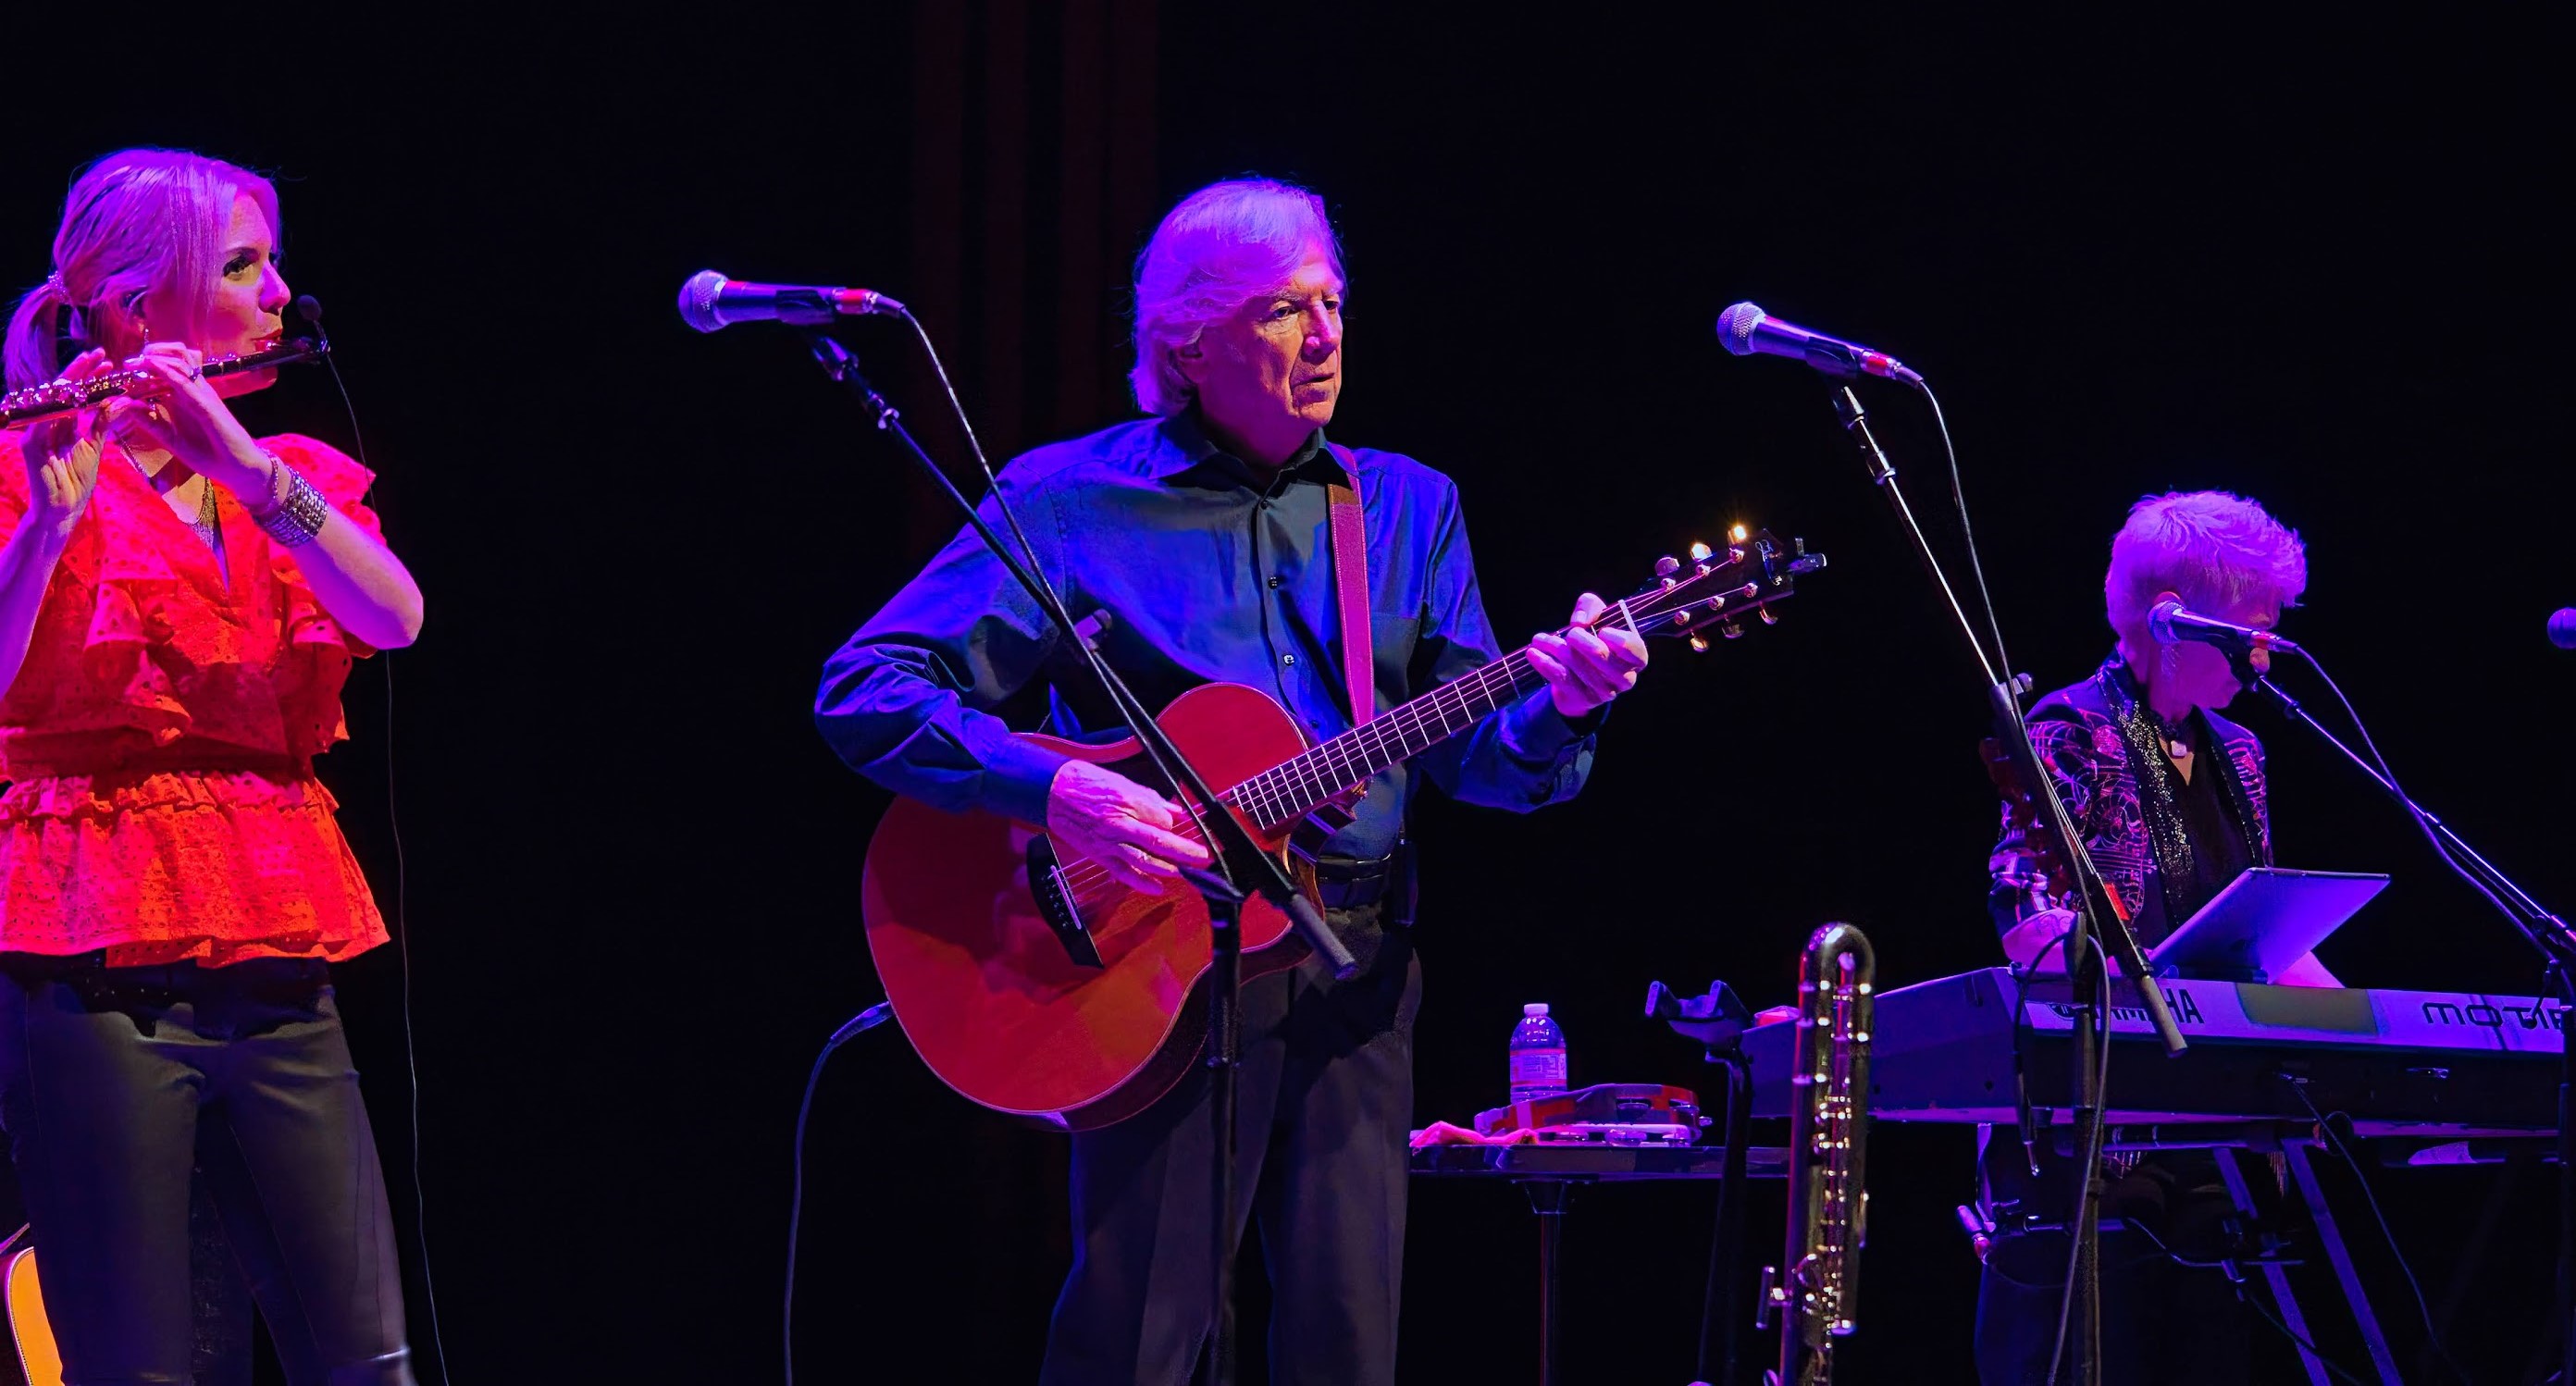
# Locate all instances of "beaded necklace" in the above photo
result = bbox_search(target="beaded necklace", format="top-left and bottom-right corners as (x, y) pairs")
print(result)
(130, 454), (229, 579)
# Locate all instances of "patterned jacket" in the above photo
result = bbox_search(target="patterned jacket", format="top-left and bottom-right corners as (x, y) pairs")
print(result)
(1987, 656), (2272, 944)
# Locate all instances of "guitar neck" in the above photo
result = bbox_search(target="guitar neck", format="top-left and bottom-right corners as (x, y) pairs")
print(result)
(1223, 643), (1553, 829)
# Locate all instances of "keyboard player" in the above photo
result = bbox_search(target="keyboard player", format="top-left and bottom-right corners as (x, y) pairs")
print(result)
(1975, 490), (2333, 1385)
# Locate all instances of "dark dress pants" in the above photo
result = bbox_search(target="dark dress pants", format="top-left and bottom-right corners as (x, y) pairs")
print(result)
(1041, 906), (1418, 1386)
(0, 956), (414, 1386)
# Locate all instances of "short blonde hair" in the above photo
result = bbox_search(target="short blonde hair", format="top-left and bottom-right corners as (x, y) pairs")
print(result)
(5, 148), (279, 390)
(1129, 178), (1344, 415)
(2105, 489), (2308, 636)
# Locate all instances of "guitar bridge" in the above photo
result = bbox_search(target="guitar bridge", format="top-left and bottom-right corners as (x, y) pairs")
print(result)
(1027, 835), (1104, 969)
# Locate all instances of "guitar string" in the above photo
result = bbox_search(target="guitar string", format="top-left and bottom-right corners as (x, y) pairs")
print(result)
(1047, 588), (1716, 900)
(1048, 649), (1542, 898)
(1046, 588), (1739, 898)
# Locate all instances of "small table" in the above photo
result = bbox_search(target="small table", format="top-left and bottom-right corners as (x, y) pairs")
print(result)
(1411, 1144), (1788, 1385)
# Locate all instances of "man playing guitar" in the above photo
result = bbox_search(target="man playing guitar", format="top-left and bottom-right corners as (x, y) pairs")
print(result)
(816, 177), (1648, 1385)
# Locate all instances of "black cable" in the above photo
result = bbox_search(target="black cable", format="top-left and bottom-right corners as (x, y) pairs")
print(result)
(1907, 372), (2112, 1386)
(321, 349), (451, 1384)
(2118, 1174), (2376, 1383)
(2240, 1285), (2373, 1386)
(885, 312), (1257, 897)
(786, 1003), (895, 1386)
(2041, 1005), (2115, 1386)
(1920, 382), (2014, 681)
(2285, 1078), (2469, 1384)
(2293, 647), (2531, 934)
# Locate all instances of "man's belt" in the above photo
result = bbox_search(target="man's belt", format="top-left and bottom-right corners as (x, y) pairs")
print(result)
(1312, 849), (1406, 912)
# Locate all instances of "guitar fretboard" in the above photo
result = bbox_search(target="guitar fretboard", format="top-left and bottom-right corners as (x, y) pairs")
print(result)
(1223, 644), (1555, 829)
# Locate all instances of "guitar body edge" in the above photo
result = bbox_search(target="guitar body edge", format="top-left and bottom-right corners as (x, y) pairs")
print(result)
(3, 1242), (61, 1386)
(862, 682), (1323, 1131)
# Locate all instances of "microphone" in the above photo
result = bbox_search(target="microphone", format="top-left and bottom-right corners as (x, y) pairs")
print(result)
(677, 270), (907, 333)
(2550, 609), (2576, 650)
(2148, 598), (2302, 656)
(1715, 303), (1922, 386)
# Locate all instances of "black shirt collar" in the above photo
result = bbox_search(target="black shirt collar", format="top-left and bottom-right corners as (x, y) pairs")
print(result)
(1156, 410), (1341, 489)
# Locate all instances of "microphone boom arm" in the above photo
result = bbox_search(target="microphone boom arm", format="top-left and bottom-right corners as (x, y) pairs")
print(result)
(800, 333), (1357, 980)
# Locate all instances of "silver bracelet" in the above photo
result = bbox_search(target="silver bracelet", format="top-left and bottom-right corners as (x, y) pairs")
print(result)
(253, 461), (329, 549)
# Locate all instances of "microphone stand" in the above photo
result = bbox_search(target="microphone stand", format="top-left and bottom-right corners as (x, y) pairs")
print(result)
(2254, 671), (2576, 1380)
(803, 334), (1357, 1386)
(1829, 387), (2182, 1386)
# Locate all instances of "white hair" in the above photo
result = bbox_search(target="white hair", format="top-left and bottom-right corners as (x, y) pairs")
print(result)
(1129, 178), (1344, 416)
(2104, 489), (2309, 637)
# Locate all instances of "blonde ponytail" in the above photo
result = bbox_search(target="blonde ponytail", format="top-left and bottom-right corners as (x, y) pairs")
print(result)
(4, 273), (73, 392)
(3, 148), (279, 396)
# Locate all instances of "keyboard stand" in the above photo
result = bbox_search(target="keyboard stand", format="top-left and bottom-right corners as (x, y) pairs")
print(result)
(2095, 1120), (2412, 1384)
(2211, 1153), (2334, 1386)
(2286, 1140), (2406, 1383)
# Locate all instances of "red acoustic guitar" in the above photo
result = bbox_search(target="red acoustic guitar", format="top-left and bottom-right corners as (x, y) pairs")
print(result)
(862, 530), (1826, 1129)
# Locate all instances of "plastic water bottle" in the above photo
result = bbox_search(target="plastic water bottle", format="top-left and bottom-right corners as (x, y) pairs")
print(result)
(1508, 1003), (1568, 1102)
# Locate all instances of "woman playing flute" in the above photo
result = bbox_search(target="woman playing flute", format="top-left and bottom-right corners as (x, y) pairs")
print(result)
(0, 147), (423, 1385)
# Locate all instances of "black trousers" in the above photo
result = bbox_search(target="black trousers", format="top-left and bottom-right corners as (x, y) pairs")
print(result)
(0, 955), (413, 1386)
(1040, 907), (1418, 1386)
(1974, 1132), (2257, 1386)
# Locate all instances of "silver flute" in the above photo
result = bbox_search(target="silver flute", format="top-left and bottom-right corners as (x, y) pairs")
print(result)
(0, 336), (329, 427)
(1759, 921), (1876, 1386)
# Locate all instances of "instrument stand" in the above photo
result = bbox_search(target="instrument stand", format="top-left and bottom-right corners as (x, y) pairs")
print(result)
(1183, 866), (1250, 1385)
(2255, 674), (2576, 1379)
(803, 334), (1358, 1386)
(1646, 978), (1759, 1384)
(1829, 387), (2182, 1386)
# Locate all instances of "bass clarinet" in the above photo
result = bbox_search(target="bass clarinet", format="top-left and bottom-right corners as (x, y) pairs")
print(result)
(1759, 922), (1876, 1386)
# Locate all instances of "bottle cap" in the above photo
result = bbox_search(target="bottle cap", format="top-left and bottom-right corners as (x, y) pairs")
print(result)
(1523, 1003), (1550, 1017)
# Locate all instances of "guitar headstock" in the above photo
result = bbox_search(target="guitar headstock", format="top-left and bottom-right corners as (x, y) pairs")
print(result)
(1615, 525), (1826, 652)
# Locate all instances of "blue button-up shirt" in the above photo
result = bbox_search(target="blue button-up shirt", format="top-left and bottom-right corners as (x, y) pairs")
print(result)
(815, 413), (1598, 860)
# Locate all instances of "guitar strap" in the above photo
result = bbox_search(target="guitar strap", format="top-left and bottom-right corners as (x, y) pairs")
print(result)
(1322, 443), (1373, 727)
(1325, 443), (1417, 927)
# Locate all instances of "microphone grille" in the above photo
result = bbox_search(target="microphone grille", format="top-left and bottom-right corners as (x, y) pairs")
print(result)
(2147, 599), (2186, 643)
(1715, 302), (1766, 355)
(678, 271), (730, 334)
(2550, 608), (2576, 650)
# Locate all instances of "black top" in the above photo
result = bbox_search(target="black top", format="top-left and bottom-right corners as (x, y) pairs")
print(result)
(2131, 716), (2258, 947)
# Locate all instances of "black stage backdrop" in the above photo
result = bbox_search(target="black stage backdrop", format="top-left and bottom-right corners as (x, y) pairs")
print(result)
(5, 7), (2567, 1382)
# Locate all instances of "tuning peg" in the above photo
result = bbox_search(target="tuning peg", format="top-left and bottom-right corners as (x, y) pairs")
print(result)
(1759, 607), (1780, 625)
(1687, 541), (1714, 563)
(1688, 634), (1710, 653)
(1721, 621), (1745, 640)
(1654, 554), (1680, 578)
(1729, 524), (1750, 544)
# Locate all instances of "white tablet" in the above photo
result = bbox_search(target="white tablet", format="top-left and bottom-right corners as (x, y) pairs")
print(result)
(2146, 866), (2390, 981)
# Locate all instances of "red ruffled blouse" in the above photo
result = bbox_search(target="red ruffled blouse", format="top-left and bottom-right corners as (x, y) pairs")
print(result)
(0, 431), (388, 965)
